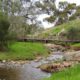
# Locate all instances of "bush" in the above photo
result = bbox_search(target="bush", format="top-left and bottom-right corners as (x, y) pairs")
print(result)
(0, 12), (10, 51)
(66, 27), (80, 40)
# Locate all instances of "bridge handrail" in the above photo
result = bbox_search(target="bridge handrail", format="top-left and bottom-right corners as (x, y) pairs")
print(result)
(18, 37), (80, 42)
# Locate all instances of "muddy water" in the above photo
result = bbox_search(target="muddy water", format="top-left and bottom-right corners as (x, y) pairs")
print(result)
(0, 52), (63, 80)
(0, 64), (20, 80)
(0, 62), (50, 80)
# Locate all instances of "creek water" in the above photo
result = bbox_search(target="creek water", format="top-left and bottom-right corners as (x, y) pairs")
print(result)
(0, 52), (63, 80)
(0, 62), (50, 80)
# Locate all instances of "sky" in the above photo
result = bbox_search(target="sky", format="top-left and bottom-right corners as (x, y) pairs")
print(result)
(38, 0), (80, 28)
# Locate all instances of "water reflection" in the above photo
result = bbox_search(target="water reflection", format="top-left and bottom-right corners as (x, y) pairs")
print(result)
(0, 65), (20, 80)
(0, 53), (64, 80)
(0, 63), (50, 80)
(0, 52), (64, 80)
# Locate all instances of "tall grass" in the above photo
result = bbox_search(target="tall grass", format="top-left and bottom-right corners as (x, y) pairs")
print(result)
(44, 64), (80, 80)
(36, 19), (80, 38)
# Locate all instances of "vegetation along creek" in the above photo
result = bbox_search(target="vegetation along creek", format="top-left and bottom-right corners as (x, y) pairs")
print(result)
(0, 46), (64, 80)
(0, 0), (80, 80)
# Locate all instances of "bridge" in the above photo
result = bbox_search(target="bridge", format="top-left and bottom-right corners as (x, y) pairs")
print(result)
(17, 38), (80, 43)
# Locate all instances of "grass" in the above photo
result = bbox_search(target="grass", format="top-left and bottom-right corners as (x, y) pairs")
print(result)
(70, 43), (80, 50)
(36, 19), (80, 39)
(0, 42), (49, 60)
(43, 64), (80, 80)
(71, 43), (80, 47)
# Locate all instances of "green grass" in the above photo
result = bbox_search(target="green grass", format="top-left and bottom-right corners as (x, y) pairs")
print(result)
(36, 19), (80, 38)
(43, 64), (80, 80)
(0, 42), (49, 60)
(71, 43), (80, 47)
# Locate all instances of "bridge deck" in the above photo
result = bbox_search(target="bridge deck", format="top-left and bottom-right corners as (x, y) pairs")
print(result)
(18, 38), (80, 43)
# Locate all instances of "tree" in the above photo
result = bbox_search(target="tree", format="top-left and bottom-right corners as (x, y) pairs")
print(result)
(0, 0), (43, 38)
(0, 12), (10, 51)
(36, 1), (78, 26)
(0, 0), (22, 15)
(48, 2), (77, 25)
(35, 0), (56, 15)
(69, 5), (80, 20)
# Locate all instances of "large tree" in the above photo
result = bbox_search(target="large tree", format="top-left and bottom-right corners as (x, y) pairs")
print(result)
(0, 0), (43, 38)
(46, 1), (77, 25)
(35, 0), (79, 26)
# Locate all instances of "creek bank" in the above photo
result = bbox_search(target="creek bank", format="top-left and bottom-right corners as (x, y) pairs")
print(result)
(45, 44), (67, 52)
(0, 60), (30, 66)
(37, 44), (80, 73)
(0, 50), (80, 74)
(0, 43), (80, 74)
(38, 61), (79, 73)
(0, 61), (50, 80)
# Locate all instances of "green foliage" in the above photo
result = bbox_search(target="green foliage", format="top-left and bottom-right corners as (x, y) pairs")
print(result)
(66, 27), (80, 40)
(0, 12), (10, 51)
(71, 43), (80, 47)
(35, 0), (56, 15)
(36, 19), (80, 39)
(44, 1), (78, 25)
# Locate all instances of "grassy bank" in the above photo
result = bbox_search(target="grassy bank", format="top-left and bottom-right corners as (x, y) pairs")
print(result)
(35, 19), (80, 39)
(71, 43), (80, 47)
(44, 64), (80, 80)
(0, 42), (49, 60)
(70, 43), (80, 50)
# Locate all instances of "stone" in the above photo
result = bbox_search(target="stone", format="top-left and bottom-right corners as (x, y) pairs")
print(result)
(35, 56), (42, 62)
(39, 61), (73, 73)
(2, 60), (6, 63)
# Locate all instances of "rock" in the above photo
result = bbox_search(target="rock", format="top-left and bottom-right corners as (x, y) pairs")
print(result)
(11, 61), (16, 64)
(46, 54), (63, 61)
(39, 63), (61, 73)
(39, 61), (73, 73)
(62, 62), (72, 68)
(64, 51), (80, 61)
(45, 44), (66, 52)
(2, 60), (6, 63)
(71, 46), (80, 51)
(35, 56), (43, 62)
(39, 63), (58, 73)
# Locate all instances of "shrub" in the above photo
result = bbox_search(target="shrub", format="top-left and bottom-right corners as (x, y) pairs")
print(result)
(66, 27), (80, 40)
(0, 12), (10, 51)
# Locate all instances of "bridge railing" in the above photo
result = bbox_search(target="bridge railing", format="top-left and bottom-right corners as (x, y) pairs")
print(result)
(17, 37), (80, 43)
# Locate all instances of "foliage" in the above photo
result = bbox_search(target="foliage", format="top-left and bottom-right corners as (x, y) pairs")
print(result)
(70, 43), (80, 50)
(37, 1), (79, 25)
(35, 19), (80, 39)
(0, 0), (43, 38)
(0, 12), (10, 51)
(71, 43), (80, 48)
(66, 27), (80, 40)
(35, 0), (56, 15)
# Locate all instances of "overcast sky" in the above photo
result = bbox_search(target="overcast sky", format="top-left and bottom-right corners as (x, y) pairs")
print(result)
(39, 0), (80, 28)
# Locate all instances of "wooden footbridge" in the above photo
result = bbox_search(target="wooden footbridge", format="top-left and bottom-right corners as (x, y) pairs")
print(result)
(17, 38), (80, 43)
